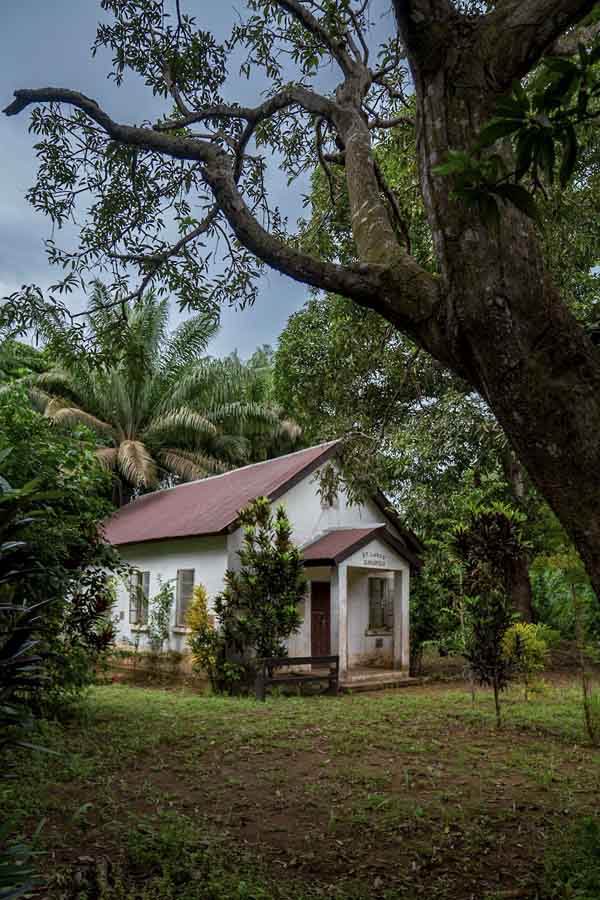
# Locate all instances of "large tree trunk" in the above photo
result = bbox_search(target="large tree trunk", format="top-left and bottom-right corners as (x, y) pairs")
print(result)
(405, 19), (600, 604)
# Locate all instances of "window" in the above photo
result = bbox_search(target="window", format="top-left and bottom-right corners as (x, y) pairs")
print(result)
(129, 570), (150, 625)
(368, 577), (393, 631)
(176, 569), (195, 627)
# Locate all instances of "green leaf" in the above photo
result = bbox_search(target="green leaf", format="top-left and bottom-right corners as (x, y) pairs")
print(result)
(559, 123), (578, 187)
(515, 131), (536, 179)
(494, 184), (541, 225)
(494, 96), (528, 119)
(512, 80), (531, 112)
(543, 57), (580, 75)
(538, 133), (556, 184)
(478, 118), (524, 148)
(432, 151), (472, 177)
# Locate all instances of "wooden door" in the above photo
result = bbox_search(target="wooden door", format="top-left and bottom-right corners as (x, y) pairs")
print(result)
(311, 582), (331, 657)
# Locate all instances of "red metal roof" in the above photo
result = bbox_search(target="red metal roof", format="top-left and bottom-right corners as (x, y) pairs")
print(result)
(302, 527), (387, 565)
(103, 441), (339, 546)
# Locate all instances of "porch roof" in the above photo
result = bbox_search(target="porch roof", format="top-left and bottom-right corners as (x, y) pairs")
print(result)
(302, 526), (419, 569)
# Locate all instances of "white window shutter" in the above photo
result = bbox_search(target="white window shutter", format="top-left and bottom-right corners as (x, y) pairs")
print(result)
(176, 569), (195, 626)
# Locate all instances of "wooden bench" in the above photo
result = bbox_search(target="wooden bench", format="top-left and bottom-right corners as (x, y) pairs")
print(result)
(254, 655), (340, 700)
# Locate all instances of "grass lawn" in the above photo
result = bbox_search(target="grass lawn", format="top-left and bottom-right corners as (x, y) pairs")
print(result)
(3, 675), (600, 900)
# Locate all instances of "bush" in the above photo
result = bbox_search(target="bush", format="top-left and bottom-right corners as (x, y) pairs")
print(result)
(187, 498), (305, 694)
(186, 584), (220, 690)
(454, 504), (527, 726)
(0, 387), (122, 714)
(502, 622), (550, 699)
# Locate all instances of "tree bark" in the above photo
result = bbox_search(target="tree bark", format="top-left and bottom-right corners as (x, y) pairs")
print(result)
(401, 13), (600, 607)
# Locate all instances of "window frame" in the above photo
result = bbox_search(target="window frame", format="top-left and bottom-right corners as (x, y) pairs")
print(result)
(175, 568), (195, 628)
(368, 576), (393, 632)
(129, 570), (150, 626)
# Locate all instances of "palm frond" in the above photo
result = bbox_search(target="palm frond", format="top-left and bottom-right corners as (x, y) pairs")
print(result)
(158, 449), (229, 482)
(24, 387), (52, 413)
(161, 313), (220, 378)
(50, 405), (117, 438)
(278, 418), (303, 441)
(144, 407), (218, 445)
(211, 433), (251, 462)
(35, 368), (78, 397)
(96, 447), (119, 471)
(166, 358), (254, 409)
(117, 440), (157, 488)
(209, 401), (280, 427)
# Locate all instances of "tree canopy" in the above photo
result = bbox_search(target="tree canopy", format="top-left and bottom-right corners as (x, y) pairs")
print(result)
(30, 286), (299, 503)
(4, 0), (600, 598)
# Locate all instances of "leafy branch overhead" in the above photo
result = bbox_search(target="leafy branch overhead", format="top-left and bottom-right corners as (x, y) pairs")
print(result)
(6, 0), (600, 607)
(434, 39), (600, 227)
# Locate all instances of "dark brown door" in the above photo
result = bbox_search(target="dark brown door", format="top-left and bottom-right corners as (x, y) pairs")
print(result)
(311, 582), (331, 657)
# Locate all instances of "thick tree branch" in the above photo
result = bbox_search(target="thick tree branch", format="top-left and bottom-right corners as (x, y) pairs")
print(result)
(156, 85), (337, 133)
(3, 85), (453, 378)
(368, 114), (414, 130)
(485, 0), (598, 86)
(392, 0), (456, 67)
(549, 19), (600, 55)
(4, 88), (219, 165)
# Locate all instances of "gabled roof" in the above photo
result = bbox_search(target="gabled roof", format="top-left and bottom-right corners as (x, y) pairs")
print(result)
(302, 526), (420, 569)
(103, 441), (339, 547)
(302, 527), (384, 565)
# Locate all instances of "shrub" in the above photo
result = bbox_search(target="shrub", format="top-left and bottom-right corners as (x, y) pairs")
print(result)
(454, 504), (527, 726)
(502, 622), (550, 699)
(0, 388), (122, 713)
(186, 584), (220, 690)
(187, 498), (305, 694)
(147, 578), (175, 655)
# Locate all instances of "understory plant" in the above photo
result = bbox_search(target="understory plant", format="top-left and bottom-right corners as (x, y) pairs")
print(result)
(0, 470), (55, 898)
(454, 504), (527, 727)
(186, 583), (220, 691)
(189, 498), (305, 693)
(502, 622), (550, 700)
(0, 388), (121, 714)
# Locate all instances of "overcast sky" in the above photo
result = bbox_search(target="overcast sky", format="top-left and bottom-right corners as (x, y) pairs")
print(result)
(1, 1), (393, 358)
(0, 0), (392, 357)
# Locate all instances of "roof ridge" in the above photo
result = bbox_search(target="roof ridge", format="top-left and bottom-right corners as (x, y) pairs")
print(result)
(124, 440), (340, 503)
(178, 439), (339, 490)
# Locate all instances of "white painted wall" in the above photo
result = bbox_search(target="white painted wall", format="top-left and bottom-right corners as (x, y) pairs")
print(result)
(114, 536), (228, 652)
(347, 569), (394, 667)
(273, 462), (402, 546)
(112, 461), (412, 665)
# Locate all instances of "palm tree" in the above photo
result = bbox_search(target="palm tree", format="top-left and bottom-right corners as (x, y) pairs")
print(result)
(31, 286), (300, 505)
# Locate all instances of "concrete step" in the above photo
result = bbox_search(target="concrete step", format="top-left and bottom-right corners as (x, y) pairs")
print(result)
(340, 671), (425, 693)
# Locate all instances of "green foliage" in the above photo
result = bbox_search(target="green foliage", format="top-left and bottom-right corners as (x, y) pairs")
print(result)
(211, 497), (305, 692)
(186, 583), (220, 690)
(435, 38), (600, 226)
(0, 386), (121, 713)
(0, 339), (50, 384)
(146, 578), (175, 655)
(0, 819), (40, 900)
(29, 287), (297, 504)
(408, 544), (462, 675)
(542, 817), (600, 899)
(454, 505), (528, 724)
(502, 622), (550, 699)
